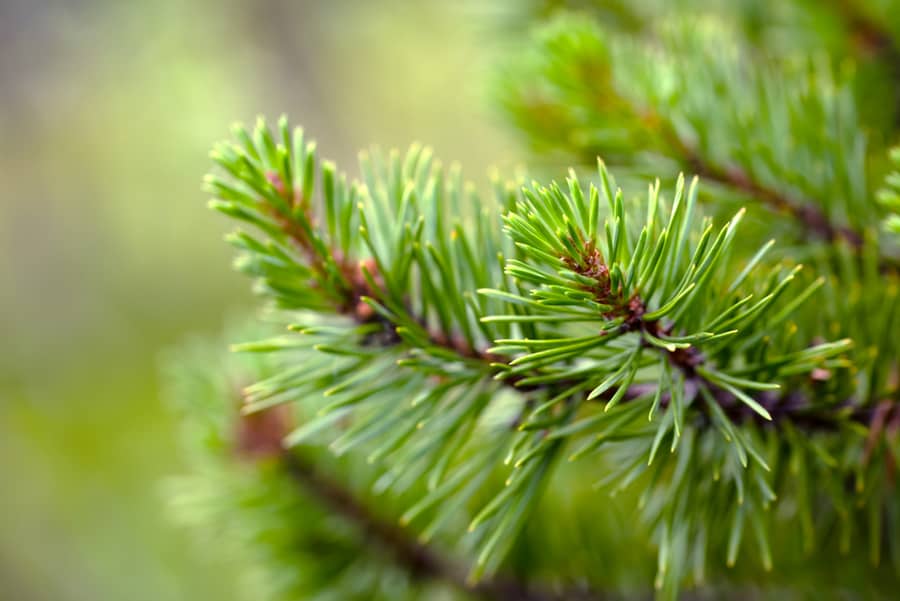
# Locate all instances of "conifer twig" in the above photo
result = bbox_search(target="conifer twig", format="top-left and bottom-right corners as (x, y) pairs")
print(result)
(663, 128), (864, 248)
(262, 173), (889, 435)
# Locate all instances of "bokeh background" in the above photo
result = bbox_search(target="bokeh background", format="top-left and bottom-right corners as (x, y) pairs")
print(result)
(0, 2), (528, 599)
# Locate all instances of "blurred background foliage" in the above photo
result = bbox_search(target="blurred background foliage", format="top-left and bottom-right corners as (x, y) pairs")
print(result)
(0, 1), (524, 599)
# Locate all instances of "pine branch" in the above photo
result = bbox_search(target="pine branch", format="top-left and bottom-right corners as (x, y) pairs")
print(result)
(259, 182), (512, 383)
(627, 76), (884, 268)
(502, 229), (891, 433)
(245, 135), (879, 436)
(656, 122), (867, 251)
(500, 16), (900, 274)
(212, 117), (877, 450)
(207, 119), (900, 596)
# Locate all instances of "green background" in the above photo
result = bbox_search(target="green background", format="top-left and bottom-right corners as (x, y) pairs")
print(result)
(0, 2), (522, 599)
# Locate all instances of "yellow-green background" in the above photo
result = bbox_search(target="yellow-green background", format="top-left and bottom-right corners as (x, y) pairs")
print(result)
(0, 2), (524, 598)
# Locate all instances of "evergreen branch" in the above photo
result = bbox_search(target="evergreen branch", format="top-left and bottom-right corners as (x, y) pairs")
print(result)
(526, 0), (900, 66)
(219, 121), (868, 436)
(526, 253), (878, 436)
(207, 119), (898, 596)
(212, 117), (874, 469)
(486, 164), (862, 437)
(499, 15), (900, 273)
(279, 450), (608, 601)
(655, 120), (867, 251)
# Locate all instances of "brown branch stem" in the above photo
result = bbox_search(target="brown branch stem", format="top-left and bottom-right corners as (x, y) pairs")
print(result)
(648, 120), (900, 276)
(689, 149), (862, 248)
(280, 451), (611, 601)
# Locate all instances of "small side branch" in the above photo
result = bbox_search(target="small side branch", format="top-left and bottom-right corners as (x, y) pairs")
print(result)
(646, 104), (898, 274)
(685, 148), (863, 248)
(656, 125), (871, 251)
